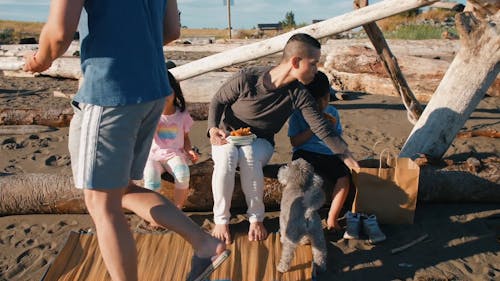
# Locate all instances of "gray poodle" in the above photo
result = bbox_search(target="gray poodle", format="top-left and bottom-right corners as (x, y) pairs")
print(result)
(277, 158), (327, 273)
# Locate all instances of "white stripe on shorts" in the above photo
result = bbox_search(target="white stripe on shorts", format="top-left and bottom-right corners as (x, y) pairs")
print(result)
(75, 104), (102, 188)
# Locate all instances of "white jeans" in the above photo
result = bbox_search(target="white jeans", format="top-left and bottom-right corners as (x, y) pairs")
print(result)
(211, 138), (274, 225)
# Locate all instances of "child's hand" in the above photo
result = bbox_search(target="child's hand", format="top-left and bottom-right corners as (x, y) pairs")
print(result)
(187, 149), (199, 163)
(326, 215), (341, 231)
(324, 113), (337, 125)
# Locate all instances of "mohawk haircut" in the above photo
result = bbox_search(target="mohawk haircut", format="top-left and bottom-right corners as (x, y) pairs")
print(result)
(282, 33), (321, 62)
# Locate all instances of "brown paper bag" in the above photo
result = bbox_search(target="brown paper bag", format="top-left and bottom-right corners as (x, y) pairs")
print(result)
(352, 154), (420, 224)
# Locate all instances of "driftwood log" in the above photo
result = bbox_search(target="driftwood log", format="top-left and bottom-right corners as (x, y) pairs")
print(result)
(400, 1), (500, 158)
(322, 43), (500, 102)
(0, 125), (57, 135)
(456, 128), (500, 139)
(0, 108), (74, 127)
(354, 0), (423, 124)
(0, 102), (209, 126)
(1, 157), (499, 216)
(0, 57), (82, 79)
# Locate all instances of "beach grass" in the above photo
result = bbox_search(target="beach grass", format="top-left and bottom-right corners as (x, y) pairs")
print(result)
(384, 24), (454, 40)
(0, 20), (44, 44)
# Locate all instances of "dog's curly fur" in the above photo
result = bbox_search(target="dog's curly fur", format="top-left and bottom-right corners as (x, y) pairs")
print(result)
(277, 158), (327, 273)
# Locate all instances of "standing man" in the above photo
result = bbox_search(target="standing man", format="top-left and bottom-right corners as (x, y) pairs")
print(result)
(208, 33), (359, 244)
(24, 1), (229, 281)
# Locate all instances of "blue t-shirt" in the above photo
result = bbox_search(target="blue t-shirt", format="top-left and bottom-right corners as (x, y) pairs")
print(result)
(75, 0), (171, 106)
(288, 105), (343, 155)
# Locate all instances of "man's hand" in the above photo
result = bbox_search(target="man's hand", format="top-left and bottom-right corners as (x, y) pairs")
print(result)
(209, 127), (228, 146)
(324, 113), (337, 126)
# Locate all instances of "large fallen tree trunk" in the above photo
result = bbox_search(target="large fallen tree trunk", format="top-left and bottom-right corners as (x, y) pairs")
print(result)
(321, 39), (461, 61)
(322, 43), (500, 101)
(0, 41), (79, 57)
(400, 2), (500, 158)
(0, 57), (82, 79)
(0, 108), (74, 127)
(0, 102), (209, 126)
(1, 157), (498, 215)
(0, 125), (57, 135)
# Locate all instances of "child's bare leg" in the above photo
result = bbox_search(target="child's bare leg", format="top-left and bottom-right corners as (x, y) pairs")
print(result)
(174, 188), (189, 209)
(327, 176), (350, 230)
(122, 181), (226, 259)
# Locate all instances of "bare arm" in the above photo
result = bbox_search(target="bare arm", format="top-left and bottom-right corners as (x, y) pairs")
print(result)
(298, 95), (359, 169)
(290, 129), (314, 147)
(207, 72), (243, 145)
(184, 133), (199, 163)
(291, 111), (338, 147)
(24, 0), (85, 72)
(163, 0), (180, 45)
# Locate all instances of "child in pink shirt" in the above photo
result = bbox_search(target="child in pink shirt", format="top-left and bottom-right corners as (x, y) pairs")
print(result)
(144, 71), (199, 209)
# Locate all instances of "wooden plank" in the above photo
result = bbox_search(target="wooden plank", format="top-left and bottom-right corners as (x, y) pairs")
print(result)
(42, 232), (313, 281)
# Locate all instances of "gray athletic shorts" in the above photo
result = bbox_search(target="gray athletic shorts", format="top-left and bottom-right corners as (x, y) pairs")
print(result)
(68, 98), (165, 189)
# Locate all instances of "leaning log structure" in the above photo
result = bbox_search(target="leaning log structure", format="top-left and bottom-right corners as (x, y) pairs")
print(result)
(400, 0), (500, 158)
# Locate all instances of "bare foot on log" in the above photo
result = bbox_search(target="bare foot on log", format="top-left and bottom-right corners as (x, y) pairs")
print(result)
(212, 224), (232, 244)
(248, 221), (268, 241)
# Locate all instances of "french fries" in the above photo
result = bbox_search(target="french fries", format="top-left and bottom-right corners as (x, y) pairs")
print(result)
(230, 127), (252, 136)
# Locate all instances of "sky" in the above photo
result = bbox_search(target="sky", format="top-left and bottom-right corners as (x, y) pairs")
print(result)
(0, 0), (467, 29)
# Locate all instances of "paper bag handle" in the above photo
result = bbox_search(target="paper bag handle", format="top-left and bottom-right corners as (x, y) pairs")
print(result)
(378, 148), (397, 176)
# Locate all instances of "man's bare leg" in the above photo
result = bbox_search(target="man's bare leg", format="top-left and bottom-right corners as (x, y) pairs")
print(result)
(327, 176), (350, 231)
(122, 182), (226, 259)
(212, 224), (232, 244)
(84, 187), (138, 281)
(248, 221), (268, 241)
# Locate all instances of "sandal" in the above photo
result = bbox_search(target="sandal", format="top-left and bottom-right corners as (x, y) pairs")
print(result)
(186, 249), (231, 281)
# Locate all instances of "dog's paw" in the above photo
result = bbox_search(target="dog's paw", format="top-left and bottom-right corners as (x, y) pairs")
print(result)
(313, 261), (327, 273)
(299, 236), (311, 245)
(277, 261), (290, 273)
(277, 165), (289, 185)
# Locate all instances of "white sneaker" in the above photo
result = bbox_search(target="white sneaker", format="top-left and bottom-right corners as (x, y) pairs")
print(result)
(362, 214), (386, 244)
(343, 211), (361, 239)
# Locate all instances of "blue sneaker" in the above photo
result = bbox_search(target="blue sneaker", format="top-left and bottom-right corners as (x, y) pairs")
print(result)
(362, 214), (386, 244)
(343, 211), (361, 240)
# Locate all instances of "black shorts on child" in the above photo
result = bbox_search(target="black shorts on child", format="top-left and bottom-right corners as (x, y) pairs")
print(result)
(292, 149), (351, 185)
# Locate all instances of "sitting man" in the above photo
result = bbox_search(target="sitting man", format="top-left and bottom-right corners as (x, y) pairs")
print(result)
(207, 33), (359, 244)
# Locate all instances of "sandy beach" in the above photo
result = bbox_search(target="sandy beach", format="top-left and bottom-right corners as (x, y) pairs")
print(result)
(0, 46), (499, 281)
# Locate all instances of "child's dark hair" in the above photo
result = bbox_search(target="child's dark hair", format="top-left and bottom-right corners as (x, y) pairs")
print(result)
(167, 70), (186, 112)
(305, 71), (330, 99)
